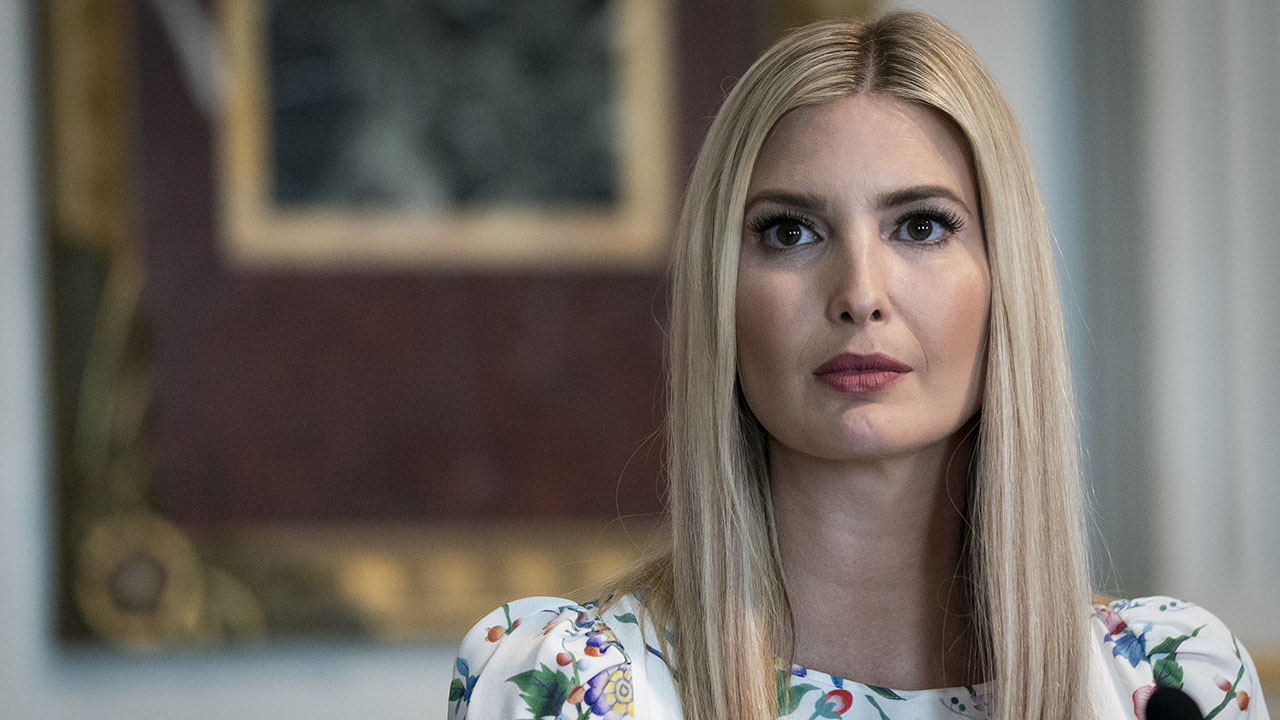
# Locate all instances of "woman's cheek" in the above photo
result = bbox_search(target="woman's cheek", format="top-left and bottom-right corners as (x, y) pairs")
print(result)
(736, 274), (807, 401)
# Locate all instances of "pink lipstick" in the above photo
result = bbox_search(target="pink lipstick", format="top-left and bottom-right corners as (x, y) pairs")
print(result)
(814, 352), (912, 393)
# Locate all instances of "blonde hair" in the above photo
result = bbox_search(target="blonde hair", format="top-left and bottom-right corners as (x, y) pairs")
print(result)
(604, 11), (1091, 720)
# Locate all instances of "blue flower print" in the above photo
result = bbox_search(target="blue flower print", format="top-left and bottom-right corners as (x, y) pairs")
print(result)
(449, 657), (480, 713)
(1110, 623), (1153, 667)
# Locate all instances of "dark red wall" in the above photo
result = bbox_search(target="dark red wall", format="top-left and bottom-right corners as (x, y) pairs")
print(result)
(136, 1), (761, 526)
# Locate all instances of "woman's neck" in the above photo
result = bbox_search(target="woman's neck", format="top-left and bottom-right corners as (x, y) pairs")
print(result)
(768, 432), (982, 690)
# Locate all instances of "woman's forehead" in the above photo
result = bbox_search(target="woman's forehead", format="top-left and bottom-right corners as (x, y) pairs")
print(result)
(746, 94), (977, 210)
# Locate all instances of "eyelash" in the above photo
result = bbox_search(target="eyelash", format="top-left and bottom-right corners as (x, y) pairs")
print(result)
(893, 205), (965, 244)
(747, 204), (966, 252)
(747, 209), (820, 252)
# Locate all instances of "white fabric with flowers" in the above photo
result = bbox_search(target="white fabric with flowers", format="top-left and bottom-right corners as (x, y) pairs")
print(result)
(447, 594), (1268, 720)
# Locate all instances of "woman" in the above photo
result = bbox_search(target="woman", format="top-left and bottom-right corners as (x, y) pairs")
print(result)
(448, 11), (1267, 720)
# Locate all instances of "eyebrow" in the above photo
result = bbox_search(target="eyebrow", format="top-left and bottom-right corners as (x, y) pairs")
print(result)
(742, 190), (828, 213)
(875, 184), (966, 209)
(744, 184), (969, 213)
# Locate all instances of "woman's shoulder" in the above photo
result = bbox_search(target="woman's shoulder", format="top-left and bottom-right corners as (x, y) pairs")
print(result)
(448, 593), (681, 720)
(1089, 596), (1269, 719)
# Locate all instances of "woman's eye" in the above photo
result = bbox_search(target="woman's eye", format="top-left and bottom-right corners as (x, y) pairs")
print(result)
(894, 213), (954, 243)
(761, 219), (818, 248)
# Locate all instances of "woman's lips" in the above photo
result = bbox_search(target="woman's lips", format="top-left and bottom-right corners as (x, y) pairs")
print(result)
(813, 352), (912, 393)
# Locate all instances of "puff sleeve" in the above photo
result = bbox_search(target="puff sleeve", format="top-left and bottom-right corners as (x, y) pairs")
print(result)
(1091, 597), (1270, 719)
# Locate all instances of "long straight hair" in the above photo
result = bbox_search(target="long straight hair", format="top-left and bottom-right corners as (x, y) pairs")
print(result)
(603, 11), (1092, 720)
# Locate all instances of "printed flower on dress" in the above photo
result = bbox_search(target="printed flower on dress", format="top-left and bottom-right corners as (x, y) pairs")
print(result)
(1133, 684), (1155, 719)
(813, 688), (853, 718)
(1095, 606), (1128, 636)
(1107, 623), (1152, 667)
(969, 687), (991, 713)
(584, 626), (622, 657)
(1199, 634), (1250, 720)
(485, 603), (521, 642)
(941, 687), (988, 720)
(449, 657), (480, 714)
(584, 663), (635, 719)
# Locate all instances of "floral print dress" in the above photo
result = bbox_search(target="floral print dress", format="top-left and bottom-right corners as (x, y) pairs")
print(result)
(448, 594), (1268, 719)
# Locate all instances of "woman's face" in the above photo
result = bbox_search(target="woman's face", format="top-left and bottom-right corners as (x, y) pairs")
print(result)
(735, 93), (990, 463)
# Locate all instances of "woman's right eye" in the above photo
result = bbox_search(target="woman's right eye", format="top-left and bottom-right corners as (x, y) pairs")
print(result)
(758, 218), (818, 249)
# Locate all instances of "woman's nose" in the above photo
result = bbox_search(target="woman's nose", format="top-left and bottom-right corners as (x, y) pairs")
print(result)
(825, 230), (888, 325)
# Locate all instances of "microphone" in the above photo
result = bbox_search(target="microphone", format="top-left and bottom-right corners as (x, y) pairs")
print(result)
(1145, 687), (1205, 720)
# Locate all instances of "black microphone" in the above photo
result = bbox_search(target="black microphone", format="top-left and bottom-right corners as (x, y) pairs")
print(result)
(1146, 687), (1205, 720)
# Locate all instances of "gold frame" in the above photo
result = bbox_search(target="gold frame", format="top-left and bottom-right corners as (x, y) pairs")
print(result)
(216, 0), (676, 271)
(198, 520), (658, 641)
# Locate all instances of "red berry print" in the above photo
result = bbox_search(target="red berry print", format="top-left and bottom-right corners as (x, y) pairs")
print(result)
(825, 689), (853, 715)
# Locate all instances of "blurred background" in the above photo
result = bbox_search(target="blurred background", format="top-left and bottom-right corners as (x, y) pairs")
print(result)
(2, 0), (1277, 717)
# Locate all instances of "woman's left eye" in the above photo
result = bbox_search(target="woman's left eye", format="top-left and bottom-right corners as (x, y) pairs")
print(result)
(893, 210), (962, 244)
(763, 219), (817, 247)
(750, 213), (821, 250)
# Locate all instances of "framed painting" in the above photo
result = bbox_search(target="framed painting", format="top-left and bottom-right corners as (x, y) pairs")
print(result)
(217, 0), (676, 270)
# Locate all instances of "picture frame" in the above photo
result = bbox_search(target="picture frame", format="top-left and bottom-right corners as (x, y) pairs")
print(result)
(217, 0), (676, 271)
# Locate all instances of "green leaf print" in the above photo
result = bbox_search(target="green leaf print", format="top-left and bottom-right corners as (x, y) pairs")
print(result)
(784, 683), (819, 716)
(507, 664), (572, 718)
(865, 685), (906, 701)
(1152, 655), (1185, 689)
(448, 677), (466, 702)
(1146, 625), (1204, 659)
(775, 668), (819, 716)
(1204, 660), (1246, 720)
(864, 695), (893, 720)
(807, 695), (843, 720)
(613, 612), (639, 625)
(1147, 625), (1205, 690)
